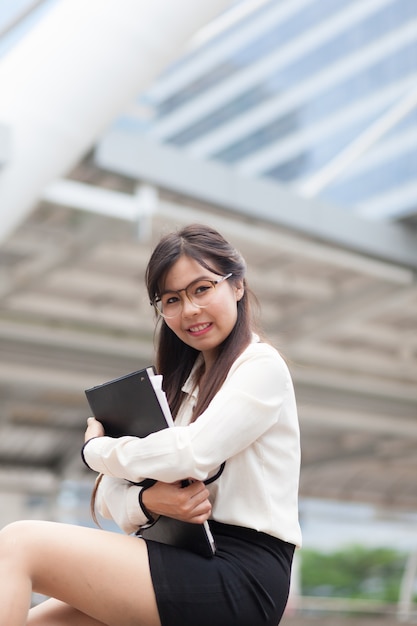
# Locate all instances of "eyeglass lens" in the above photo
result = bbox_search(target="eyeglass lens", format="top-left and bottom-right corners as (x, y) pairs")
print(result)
(157, 279), (216, 317)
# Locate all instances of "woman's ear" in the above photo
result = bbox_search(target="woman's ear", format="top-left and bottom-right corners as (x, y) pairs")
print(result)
(235, 281), (245, 301)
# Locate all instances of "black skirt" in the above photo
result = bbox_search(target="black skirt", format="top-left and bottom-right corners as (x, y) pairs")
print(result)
(145, 520), (295, 626)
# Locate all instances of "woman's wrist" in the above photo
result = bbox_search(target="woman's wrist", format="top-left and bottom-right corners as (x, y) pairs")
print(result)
(81, 437), (99, 469)
(138, 481), (159, 526)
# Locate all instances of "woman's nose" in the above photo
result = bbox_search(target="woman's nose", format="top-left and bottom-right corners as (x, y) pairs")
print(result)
(181, 296), (199, 316)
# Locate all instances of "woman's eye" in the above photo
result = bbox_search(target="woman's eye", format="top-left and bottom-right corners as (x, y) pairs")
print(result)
(194, 282), (211, 296)
(163, 294), (179, 306)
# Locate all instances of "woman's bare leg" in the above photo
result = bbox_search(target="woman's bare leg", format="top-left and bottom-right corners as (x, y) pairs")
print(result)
(0, 519), (161, 626)
(28, 598), (110, 625)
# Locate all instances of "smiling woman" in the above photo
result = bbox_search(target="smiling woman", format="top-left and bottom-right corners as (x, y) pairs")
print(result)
(0, 223), (301, 626)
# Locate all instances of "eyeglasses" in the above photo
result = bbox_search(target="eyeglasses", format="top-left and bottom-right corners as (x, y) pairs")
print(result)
(152, 273), (233, 319)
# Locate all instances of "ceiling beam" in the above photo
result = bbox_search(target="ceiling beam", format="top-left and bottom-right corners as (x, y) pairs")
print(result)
(39, 187), (415, 285)
(96, 131), (417, 270)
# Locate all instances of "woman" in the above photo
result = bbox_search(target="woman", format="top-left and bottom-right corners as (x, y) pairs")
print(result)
(0, 223), (301, 626)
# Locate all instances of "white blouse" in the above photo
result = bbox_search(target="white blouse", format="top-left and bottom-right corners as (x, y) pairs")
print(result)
(85, 338), (302, 547)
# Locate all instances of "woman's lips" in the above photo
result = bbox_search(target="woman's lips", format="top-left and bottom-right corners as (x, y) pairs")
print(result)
(187, 322), (212, 335)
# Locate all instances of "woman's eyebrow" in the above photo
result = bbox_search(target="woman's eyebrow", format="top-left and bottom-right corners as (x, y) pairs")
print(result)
(160, 275), (211, 295)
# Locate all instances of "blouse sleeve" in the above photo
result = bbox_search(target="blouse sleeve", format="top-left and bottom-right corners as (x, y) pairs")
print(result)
(94, 475), (151, 534)
(83, 345), (293, 484)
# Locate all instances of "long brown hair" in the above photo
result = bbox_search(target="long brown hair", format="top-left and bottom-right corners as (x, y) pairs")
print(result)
(146, 223), (261, 421)
(91, 224), (261, 523)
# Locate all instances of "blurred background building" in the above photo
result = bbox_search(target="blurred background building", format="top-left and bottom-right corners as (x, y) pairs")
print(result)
(107, 0), (417, 222)
(0, 0), (416, 621)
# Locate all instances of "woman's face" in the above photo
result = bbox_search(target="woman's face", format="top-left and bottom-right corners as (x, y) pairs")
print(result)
(161, 255), (243, 368)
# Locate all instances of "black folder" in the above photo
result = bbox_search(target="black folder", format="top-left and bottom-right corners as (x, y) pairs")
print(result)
(85, 368), (215, 558)
(85, 367), (169, 438)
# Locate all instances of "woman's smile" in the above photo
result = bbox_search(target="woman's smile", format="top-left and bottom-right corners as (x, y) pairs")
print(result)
(187, 322), (212, 336)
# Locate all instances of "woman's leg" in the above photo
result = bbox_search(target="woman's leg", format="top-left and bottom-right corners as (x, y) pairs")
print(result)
(0, 519), (161, 626)
(28, 598), (110, 625)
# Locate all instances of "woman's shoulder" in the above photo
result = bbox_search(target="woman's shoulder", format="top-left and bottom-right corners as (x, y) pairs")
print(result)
(224, 339), (294, 394)
(234, 335), (290, 372)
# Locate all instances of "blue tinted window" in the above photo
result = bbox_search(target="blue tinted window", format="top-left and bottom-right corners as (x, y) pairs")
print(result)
(233, 0), (345, 67)
(324, 148), (417, 205)
(157, 61), (242, 117)
(267, 0), (416, 94)
(155, 0), (345, 117)
(209, 43), (416, 165)
(265, 114), (381, 182)
(214, 109), (303, 163)
(264, 153), (311, 182)
(304, 42), (417, 125)
(165, 15), (416, 148)
(168, 85), (270, 146)
(156, 0), (414, 118)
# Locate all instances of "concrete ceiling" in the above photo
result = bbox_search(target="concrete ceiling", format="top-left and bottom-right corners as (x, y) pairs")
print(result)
(0, 151), (416, 511)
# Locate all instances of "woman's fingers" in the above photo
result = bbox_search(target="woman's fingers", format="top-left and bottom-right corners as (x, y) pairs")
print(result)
(180, 482), (211, 521)
(84, 417), (105, 442)
(142, 480), (211, 523)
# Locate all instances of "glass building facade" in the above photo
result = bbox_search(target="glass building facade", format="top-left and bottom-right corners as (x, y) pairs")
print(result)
(120, 0), (417, 222)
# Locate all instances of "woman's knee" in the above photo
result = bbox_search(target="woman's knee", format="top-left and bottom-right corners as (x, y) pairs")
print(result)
(0, 520), (44, 567)
(0, 519), (29, 549)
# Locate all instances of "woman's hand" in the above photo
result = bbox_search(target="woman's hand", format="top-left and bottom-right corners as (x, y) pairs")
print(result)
(142, 480), (211, 525)
(84, 416), (105, 442)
